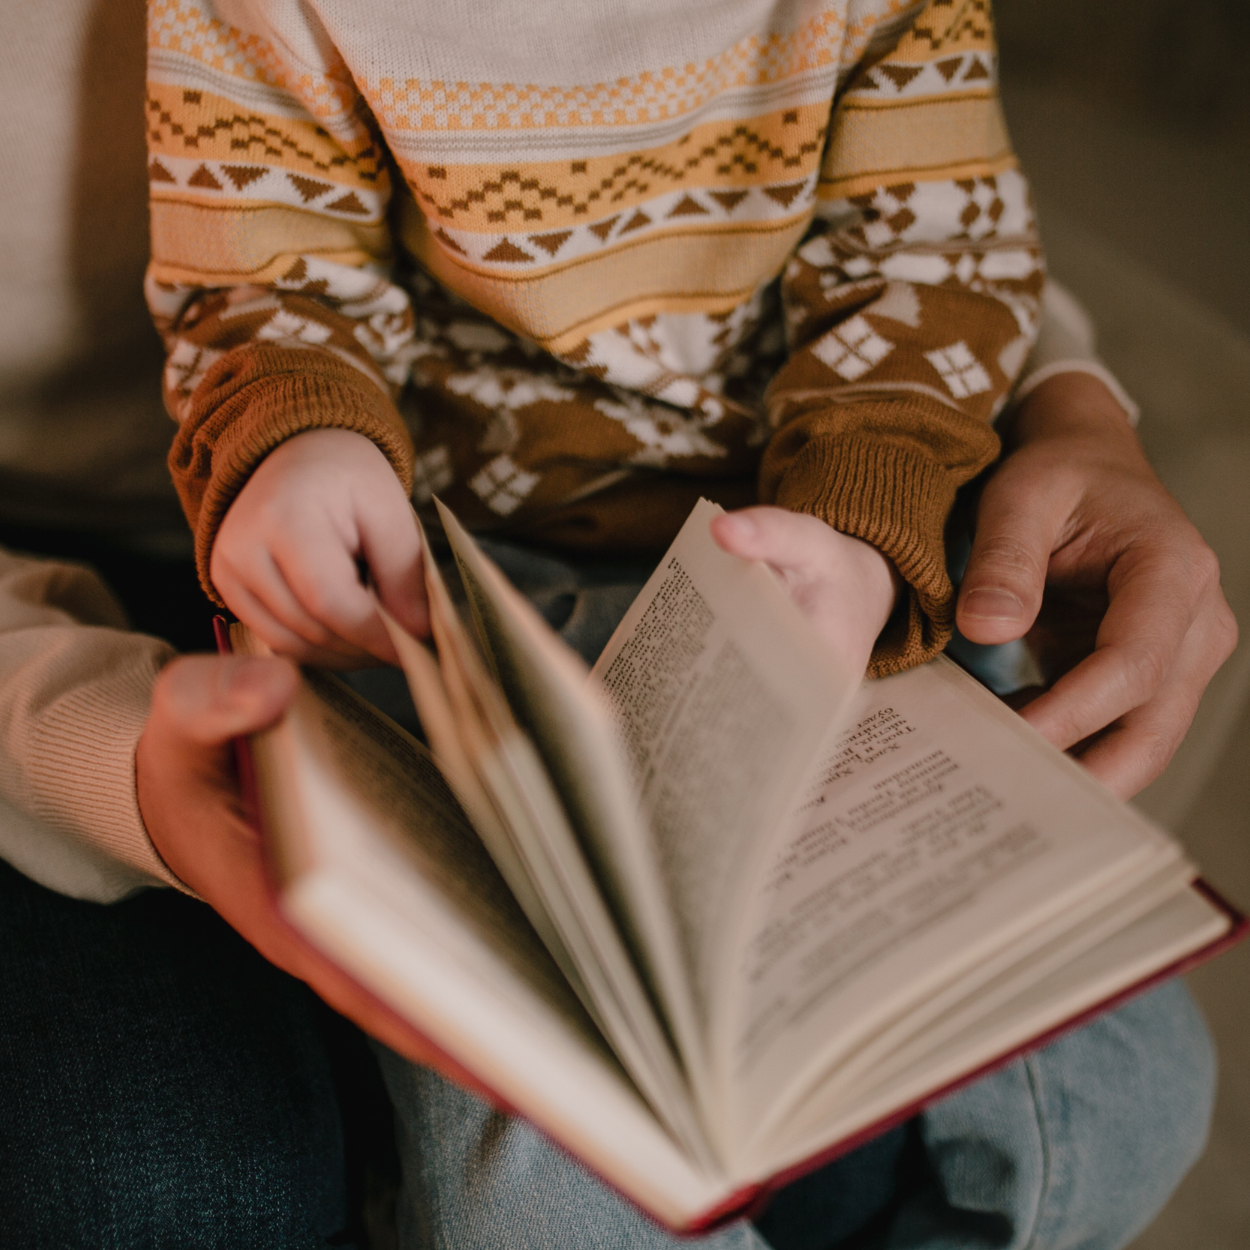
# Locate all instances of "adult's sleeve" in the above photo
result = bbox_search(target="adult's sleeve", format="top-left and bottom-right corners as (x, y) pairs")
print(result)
(145, 0), (417, 600)
(0, 550), (184, 902)
(1014, 280), (1140, 426)
(761, 0), (1045, 674)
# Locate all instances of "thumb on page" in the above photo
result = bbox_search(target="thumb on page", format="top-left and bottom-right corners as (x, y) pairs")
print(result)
(150, 655), (300, 754)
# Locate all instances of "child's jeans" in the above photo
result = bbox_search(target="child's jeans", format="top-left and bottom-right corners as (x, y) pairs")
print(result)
(364, 537), (1216, 1250)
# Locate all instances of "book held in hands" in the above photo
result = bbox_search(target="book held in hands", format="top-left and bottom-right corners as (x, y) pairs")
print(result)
(223, 498), (1244, 1231)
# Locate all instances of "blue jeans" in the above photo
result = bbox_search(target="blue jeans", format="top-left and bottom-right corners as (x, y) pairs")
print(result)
(0, 856), (366, 1248)
(365, 538), (1217, 1250)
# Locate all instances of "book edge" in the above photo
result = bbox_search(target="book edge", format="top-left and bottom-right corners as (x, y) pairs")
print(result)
(692, 880), (1247, 1233)
(212, 616), (740, 1233)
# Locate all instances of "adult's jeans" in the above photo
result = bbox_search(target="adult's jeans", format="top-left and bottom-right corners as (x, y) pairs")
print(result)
(0, 857), (362, 1249)
(370, 538), (1217, 1250)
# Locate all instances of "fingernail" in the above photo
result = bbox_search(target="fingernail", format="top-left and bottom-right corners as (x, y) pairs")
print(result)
(963, 587), (1024, 621)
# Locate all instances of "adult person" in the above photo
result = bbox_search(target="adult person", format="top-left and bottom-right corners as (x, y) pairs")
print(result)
(0, 368), (1232, 1243)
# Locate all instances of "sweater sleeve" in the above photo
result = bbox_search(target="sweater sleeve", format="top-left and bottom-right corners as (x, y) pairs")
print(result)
(1014, 280), (1140, 426)
(0, 550), (185, 902)
(146, 0), (416, 601)
(760, 0), (1044, 676)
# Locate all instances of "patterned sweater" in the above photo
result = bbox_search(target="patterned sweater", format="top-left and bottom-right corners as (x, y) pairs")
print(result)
(146, 0), (1044, 673)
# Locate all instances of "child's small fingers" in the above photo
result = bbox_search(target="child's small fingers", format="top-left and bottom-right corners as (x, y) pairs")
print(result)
(359, 505), (430, 639)
(212, 539), (356, 656)
(711, 507), (825, 573)
(224, 580), (363, 667)
(275, 543), (400, 665)
(245, 553), (370, 659)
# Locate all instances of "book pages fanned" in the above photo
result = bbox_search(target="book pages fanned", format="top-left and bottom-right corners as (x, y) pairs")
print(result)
(228, 500), (1244, 1231)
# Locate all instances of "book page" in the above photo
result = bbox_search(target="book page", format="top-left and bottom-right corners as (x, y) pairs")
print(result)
(385, 519), (709, 1160)
(376, 604), (581, 993)
(762, 883), (1229, 1177)
(720, 657), (1184, 1146)
(248, 671), (732, 1226)
(262, 670), (587, 1034)
(591, 501), (857, 1056)
(433, 502), (709, 1090)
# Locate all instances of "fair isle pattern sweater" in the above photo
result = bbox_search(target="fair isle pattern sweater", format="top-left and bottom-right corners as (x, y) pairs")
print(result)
(145, 0), (1043, 673)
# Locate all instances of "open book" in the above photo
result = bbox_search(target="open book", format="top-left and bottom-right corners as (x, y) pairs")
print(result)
(225, 499), (1244, 1231)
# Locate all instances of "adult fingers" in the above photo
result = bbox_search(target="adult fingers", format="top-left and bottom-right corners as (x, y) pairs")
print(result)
(956, 460), (1071, 646)
(144, 662), (449, 1068)
(358, 503), (430, 640)
(1019, 541), (1213, 752)
(1068, 583), (1238, 798)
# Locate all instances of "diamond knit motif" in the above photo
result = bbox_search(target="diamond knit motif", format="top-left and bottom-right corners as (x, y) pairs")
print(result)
(811, 316), (894, 380)
(412, 445), (454, 504)
(470, 455), (541, 515)
(925, 341), (992, 398)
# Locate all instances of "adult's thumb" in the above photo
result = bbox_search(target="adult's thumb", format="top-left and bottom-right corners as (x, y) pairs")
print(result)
(150, 655), (300, 751)
(957, 472), (1063, 646)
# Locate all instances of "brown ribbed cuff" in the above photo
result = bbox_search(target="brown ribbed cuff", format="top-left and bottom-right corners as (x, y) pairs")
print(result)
(168, 345), (414, 603)
(769, 436), (962, 677)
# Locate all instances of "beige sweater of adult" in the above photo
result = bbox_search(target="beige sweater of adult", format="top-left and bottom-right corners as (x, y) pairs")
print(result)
(0, 549), (184, 902)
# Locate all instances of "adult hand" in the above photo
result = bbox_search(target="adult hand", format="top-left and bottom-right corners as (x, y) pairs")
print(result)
(212, 428), (429, 667)
(136, 653), (469, 1079)
(712, 506), (901, 681)
(956, 372), (1237, 798)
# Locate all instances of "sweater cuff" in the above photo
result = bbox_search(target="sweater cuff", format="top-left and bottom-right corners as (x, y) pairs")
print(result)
(169, 345), (415, 603)
(12, 630), (192, 896)
(770, 435), (960, 677)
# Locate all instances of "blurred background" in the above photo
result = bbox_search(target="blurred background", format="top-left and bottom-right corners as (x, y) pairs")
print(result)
(995, 3), (1250, 1245)
(1, 1), (1248, 1244)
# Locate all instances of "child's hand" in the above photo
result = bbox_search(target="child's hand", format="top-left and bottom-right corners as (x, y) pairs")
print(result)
(211, 429), (429, 666)
(711, 507), (900, 679)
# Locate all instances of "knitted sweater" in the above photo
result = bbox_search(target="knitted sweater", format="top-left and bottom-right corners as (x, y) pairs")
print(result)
(146, 0), (1044, 673)
(0, 550), (181, 901)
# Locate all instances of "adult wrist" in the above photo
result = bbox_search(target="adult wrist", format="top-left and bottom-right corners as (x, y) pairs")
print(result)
(1004, 370), (1142, 452)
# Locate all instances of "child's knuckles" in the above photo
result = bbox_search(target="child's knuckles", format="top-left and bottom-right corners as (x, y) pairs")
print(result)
(298, 581), (370, 637)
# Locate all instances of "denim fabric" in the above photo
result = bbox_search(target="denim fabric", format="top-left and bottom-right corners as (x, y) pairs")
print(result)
(366, 538), (1215, 1250)
(0, 858), (360, 1250)
(373, 980), (1212, 1250)
(885, 980), (1215, 1250)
